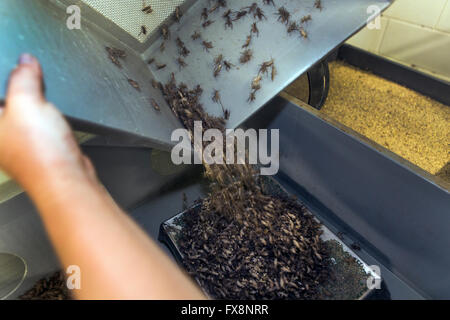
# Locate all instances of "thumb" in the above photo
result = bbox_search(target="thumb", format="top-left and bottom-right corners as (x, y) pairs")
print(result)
(6, 54), (45, 107)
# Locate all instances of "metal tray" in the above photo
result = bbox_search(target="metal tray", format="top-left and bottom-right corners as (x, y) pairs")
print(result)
(159, 176), (381, 299)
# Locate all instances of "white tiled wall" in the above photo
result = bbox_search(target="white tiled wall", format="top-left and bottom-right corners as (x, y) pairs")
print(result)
(347, 0), (450, 82)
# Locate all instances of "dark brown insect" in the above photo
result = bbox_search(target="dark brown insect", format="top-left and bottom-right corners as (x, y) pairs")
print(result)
(177, 57), (187, 69)
(254, 7), (266, 20)
(151, 98), (160, 111)
(147, 58), (155, 65)
(201, 8), (209, 20)
(175, 6), (182, 22)
(161, 25), (170, 40)
(336, 232), (345, 240)
(139, 25), (147, 36)
(160, 41), (165, 52)
(242, 35), (252, 48)
(142, 5), (153, 14)
(233, 10), (248, 21)
(106, 47), (126, 68)
(224, 109), (230, 120)
(276, 7), (290, 25)
(263, 0), (275, 5)
(224, 60), (233, 71)
(212, 90), (226, 114)
(248, 91), (256, 102)
(151, 79), (161, 89)
(288, 22), (299, 34)
(244, 3), (258, 13)
(239, 49), (253, 64)
(128, 79), (140, 91)
(191, 31), (201, 40)
(314, 0), (323, 10)
(251, 22), (259, 36)
(202, 40), (214, 51)
(156, 63), (167, 70)
(301, 14), (312, 24)
(299, 27), (308, 39)
(223, 9), (233, 29)
(350, 242), (361, 251)
(202, 20), (215, 28)
(259, 59), (274, 75)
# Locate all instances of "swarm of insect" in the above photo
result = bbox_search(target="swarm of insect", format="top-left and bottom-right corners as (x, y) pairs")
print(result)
(174, 6), (182, 22)
(202, 20), (215, 28)
(251, 22), (259, 37)
(242, 35), (252, 48)
(301, 14), (312, 24)
(151, 98), (161, 111)
(177, 57), (188, 69)
(161, 25), (170, 40)
(240, 49), (253, 64)
(128, 79), (140, 91)
(106, 47), (126, 68)
(314, 0), (323, 10)
(202, 40), (214, 52)
(191, 31), (201, 40)
(276, 7), (290, 25)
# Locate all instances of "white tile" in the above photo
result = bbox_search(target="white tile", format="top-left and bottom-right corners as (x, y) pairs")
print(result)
(437, 0), (450, 32)
(379, 19), (450, 79)
(383, 0), (447, 28)
(346, 17), (389, 53)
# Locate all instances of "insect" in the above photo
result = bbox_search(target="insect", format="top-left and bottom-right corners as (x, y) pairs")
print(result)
(151, 79), (161, 89)
(138, 25), (147, 36)
(242, 35), (252, 48)
(201, 8), (209, 20)
(175, 6), (182, 22)
(214, 63), (222, 77)
(248, 91), (256, 102)
(128, 79), (140, 91)
(223, 9), (233, 29)
(254, 7), (266, 20)
(212, 90), (226, 114)
(210, 0), (226, 13)
(263, 0), (275, 5)
(151, 98), (161, 111)
(202, 40), (214, 51)
(156, 63), (167, 70)
(351, 242), (361, 251)
(182, 193), (188, 210)
(161, 25), (170, 40)
(160, 41), (165, 52)
(276, 7), (290, 25)
(251, 74), (262, 91)
(299, 27), (308, 39)
(239, 49), (253, 64)
(177, 57), (187, 69)
(202, 20), (215, 28)
(314, 0), (323, 10)
(147, 58), (155, 65)
(271, 65), (277, 81)
(191, 31), (201, 40)
(244, 3), (258, 13)
(224, 60), (233, 71)
(142, 5), (153, 14)
(301, 14), (312, 24)
(251, 22), (259, 36)
(288, 22), (299, 34)
(233, 10), (248, 21)
(259, 59), (274, 75)
(106, 47), (126, 68)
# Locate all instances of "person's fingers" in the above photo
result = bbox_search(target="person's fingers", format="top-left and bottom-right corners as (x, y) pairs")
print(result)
(6, 54), (45, 106)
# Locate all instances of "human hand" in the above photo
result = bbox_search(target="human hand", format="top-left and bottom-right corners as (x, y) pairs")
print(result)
(0, 54), (96, 192)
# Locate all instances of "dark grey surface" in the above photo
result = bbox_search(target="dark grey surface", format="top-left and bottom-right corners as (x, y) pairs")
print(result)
(246, 96), (449, 299)
(0, 0), (182, 151)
